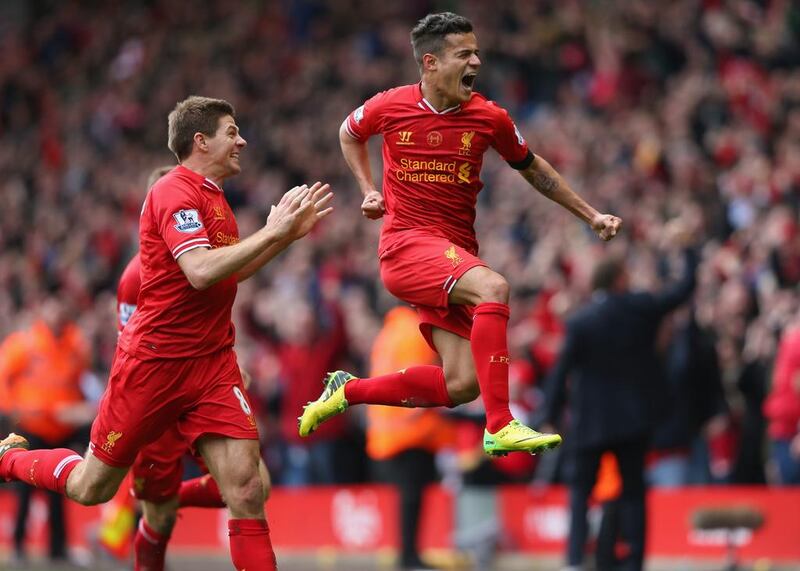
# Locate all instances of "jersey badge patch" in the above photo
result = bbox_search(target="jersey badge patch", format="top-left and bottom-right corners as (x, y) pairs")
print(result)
(427, 131), (442, 147)
(119, 303), (136, 327)
(172, 209), (203, 233)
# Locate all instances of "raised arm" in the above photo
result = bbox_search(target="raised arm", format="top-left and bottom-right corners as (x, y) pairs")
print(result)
(235, 182), (333, 282)
(179, 184), (332, 289)
(520, 154), (622, 241)
(634, 217), (701, 315)
(339, 120), (384, 220)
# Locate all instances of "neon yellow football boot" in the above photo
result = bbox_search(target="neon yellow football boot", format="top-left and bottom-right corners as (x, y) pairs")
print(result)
(483, 420), (562, 456)
(298, 371), (355, 437)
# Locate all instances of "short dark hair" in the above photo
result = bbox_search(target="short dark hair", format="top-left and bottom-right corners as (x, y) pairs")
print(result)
(591, 256), (626, 292)
(410, 12), (473, 66)
(146, 165), (174, 189)
(167, 96), (235, 161)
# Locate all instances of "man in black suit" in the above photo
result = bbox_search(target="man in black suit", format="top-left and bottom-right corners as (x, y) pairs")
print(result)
(543, 224), (699, 571)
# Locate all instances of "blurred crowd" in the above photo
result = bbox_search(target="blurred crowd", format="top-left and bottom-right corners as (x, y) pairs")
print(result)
(1, 0), (800, 496)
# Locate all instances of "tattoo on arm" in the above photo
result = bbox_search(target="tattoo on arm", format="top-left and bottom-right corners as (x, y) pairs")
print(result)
(530, 170), (559, 197)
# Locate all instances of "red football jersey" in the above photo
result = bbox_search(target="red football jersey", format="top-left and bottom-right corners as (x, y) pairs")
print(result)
(345, 83), (533, 255)
(118, 165), (239, 360)
(117, 253), (141, 332)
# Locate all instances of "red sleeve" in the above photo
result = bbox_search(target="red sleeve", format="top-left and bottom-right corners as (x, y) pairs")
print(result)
(148, 182), (211, 260)
(344, 90), (392, 141)
(116, 255), (141, 331)
(489, 103), (533, 169)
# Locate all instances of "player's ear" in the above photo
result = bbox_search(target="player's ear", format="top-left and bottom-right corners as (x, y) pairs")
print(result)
(422, 53), (437, 72)
(193, 132), (208, 153)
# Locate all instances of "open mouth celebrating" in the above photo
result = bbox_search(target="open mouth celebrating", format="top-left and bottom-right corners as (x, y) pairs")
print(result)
(461, 73), (477, 90)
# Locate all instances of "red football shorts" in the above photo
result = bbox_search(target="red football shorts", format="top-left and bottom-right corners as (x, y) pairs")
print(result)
(379, 230), (486, 349)
(131, 427), (212, 502)
(90, 347), (258, 470)
(130, 426), (185, 502)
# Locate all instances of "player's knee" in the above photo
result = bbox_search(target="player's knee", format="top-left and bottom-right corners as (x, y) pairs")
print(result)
(224, 470), (265, 514)
(476, 273), (509, 304)
(446, 376), (480, 405)
(258, 461), (272, 501)
(145, 509), (177, 535)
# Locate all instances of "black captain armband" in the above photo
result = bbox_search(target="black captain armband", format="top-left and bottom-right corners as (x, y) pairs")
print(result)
(507, 150), (535, 170)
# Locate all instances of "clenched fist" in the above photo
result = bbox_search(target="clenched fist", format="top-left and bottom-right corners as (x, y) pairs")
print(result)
(361, 190), (385, 220)
(591, 214), (622, 241)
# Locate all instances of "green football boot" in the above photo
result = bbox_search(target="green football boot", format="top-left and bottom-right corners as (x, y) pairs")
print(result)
(298, 370), (356, 437)
(483, 419), (562, 457)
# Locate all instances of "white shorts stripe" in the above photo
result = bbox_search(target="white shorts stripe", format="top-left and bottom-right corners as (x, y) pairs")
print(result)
(53, 455), (82, 479)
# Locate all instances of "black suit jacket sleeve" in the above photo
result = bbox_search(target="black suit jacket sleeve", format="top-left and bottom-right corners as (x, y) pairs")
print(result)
(646, 248), (699, 316)
(542, 320), (579, 426)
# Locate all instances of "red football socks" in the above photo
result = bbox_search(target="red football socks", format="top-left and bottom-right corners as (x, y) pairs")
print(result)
(471, 302), (515, 433)
(0, 448), (82, 495)
(178, 473), (226, 508)
(229, 518), (276, 571)
(344, 365), (453, 408)
(134, 519), (170, 571)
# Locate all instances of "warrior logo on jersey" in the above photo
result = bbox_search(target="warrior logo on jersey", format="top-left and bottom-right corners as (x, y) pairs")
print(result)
(354, 105), (365, 124)
(172, 209), (203, 233)
(397, 131), (414, 145)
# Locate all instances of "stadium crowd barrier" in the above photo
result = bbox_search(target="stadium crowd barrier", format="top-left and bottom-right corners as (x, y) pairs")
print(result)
(0, 485), (797, 564)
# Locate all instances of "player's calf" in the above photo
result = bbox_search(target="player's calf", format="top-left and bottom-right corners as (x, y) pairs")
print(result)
(142, 497), (179, 535)
(65, 455), (129, 506)
(444, 375), (480, 404)
(0, 434), (90, 500)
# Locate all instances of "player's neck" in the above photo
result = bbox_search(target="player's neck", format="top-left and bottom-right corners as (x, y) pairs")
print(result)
(420, 80), (460, 112)
(180, 158), (226, 187)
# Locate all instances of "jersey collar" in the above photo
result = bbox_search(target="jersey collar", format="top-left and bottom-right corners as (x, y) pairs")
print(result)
(175, 164), (224, 193)
(415, 82), (461, 115)
(201, 178), (223, 193)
